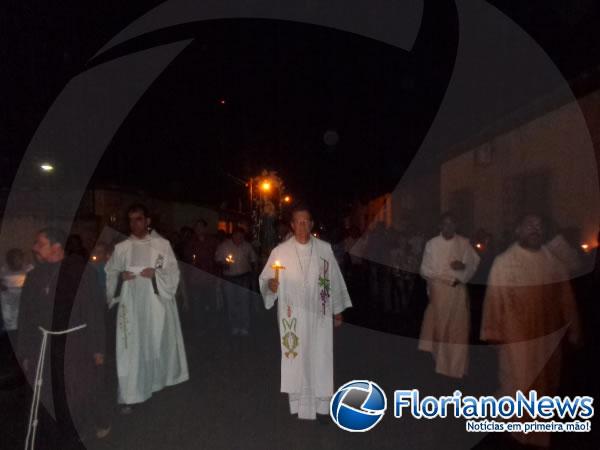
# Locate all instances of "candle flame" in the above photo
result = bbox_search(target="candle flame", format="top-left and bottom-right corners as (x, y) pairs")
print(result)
(272, 260), (285, 270)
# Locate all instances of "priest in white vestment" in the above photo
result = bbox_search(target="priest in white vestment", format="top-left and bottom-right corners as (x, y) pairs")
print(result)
(259, 206), (352, 421)
(106, 204), (188, 412)
(481, 214), (581, 448)
(418, 212), (480, 378)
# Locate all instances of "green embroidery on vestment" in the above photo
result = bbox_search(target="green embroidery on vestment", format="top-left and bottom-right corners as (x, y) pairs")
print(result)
(281, 317), (299, 359)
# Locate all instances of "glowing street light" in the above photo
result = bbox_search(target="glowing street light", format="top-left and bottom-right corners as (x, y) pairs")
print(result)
(260, 180), (271, 192)
(40, 163), (54, 172)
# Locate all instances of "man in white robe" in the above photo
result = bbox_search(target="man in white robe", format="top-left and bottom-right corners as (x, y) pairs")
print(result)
(481, 214), (581, 448)
(418, 212), (480, 378)
(259, 206), (352, 421)
(106, 204), (188, 412)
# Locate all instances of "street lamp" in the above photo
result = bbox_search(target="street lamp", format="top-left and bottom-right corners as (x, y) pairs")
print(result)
(260, 180), (271, 192)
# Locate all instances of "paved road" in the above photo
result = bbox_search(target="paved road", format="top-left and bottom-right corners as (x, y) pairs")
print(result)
(1, 303), (598, 450)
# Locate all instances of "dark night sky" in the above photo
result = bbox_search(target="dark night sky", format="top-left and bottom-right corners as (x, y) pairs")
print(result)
(2, 1), (600, 220)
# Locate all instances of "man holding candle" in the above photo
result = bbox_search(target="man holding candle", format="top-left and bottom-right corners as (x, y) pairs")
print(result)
(259, 205), (352, 422)
(215, 227), (258, 336)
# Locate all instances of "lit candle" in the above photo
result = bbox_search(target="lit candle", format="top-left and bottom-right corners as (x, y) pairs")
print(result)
(272, 260), (286, 281)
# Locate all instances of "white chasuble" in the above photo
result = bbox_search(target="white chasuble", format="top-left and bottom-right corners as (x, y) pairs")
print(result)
(259, 237), (352, 419)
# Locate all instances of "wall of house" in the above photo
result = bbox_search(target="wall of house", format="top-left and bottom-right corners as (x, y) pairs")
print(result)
(0, 188), (219, 261)
(93, 189), (218, 234)
(441, 91), (600, 246)
(345, 169), (440, 237)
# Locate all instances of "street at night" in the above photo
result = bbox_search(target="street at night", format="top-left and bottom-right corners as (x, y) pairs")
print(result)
(2, 1), (600, 449)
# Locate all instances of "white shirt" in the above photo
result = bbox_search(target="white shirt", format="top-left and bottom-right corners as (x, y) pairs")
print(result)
(293, 238), (313, 278)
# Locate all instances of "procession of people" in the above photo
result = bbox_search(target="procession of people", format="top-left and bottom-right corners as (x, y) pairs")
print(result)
(0, 200), (595, 449)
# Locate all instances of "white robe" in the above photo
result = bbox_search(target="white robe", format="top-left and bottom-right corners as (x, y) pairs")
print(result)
(106, 231), (189, 404)
(481, 243), (580, 448)
(259, 237), (352, 419)
(418, 234), (480, 378)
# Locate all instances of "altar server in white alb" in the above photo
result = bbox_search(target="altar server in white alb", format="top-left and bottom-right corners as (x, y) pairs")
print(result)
(260, 205), (352, 421)
(418, 212), (480, 378)
(106, 204), (188, 413)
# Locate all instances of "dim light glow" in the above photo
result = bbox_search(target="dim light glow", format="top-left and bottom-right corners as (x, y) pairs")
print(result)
(283, 195), (291, 203)
(260, 180), (271, 192)
(91, 255), (97, 261)
(271, 260), (286, 280)
(40, 163), (54, 172)
(225, 254), (235, 263)
(475, 243), (483, 250)
(581, 243), (590, 252)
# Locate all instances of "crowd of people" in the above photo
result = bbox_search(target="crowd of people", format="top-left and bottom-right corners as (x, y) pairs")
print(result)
(0, 203), (597, 448)
(330, 211), (594, 448)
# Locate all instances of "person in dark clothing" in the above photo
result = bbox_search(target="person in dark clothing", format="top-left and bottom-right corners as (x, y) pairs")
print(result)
(182, 220), (220, 332)
(468, 229), (496, 344)
(174, 226), (193, 261)
(17, 227), (110, 447)
(65, 234), (89, 261)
